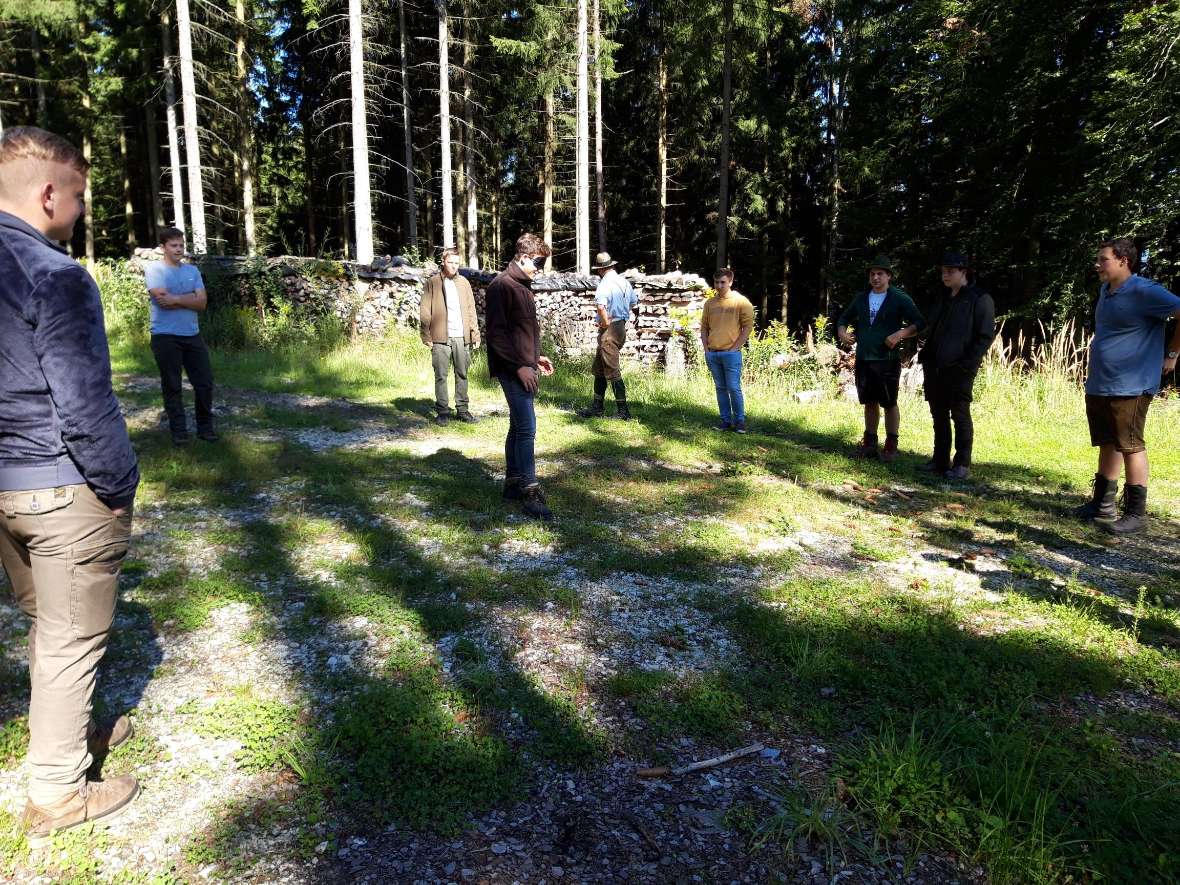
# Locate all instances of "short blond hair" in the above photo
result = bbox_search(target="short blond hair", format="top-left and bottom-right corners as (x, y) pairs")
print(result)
(0, 126), (89, 174)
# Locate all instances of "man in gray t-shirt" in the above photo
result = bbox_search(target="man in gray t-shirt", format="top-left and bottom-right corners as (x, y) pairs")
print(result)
(144, 227), (217, 444)
(1074, 237), (1180, 534)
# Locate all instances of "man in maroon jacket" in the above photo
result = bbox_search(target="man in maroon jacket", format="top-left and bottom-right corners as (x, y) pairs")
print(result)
(485, 232), (555, 519)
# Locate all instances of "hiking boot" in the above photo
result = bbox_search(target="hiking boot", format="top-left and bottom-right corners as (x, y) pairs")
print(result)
(578, 397), (606, 419)
(880, 436), (899, 463)
(945, 465), (971, 481)
(714, 420), (733, 432)
(1100, 484), (1147, 535)
(435, 413), (450, 427)
(919, 458), (948, 473)
(502, 476), (524, 501)
(170, 431), (190, 446)
(733, 420), (748, 435)
(196, 428), (219, 443)
(22, 776), (139, 849)
(521, 484), (553, 521)
(88, 715), (134, 757)
(456, 410), (479, 424)
(853, 436), (879, 459)
(1074, 473), (1117, 522)
(614, 401), (632, 421)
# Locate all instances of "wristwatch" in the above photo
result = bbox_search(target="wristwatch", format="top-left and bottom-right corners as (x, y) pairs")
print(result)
(1168, 350), (1180, 359)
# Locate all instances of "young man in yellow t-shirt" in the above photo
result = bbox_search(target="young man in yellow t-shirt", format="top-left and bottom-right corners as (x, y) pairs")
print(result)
(699, 267), (755, 433)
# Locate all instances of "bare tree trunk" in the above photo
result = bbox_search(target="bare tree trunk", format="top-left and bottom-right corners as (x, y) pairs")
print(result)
(31, 28), (48, 126)
(463, 0), (479, 269)
(491, 187), (500, 263)
(78, 17), (95, 264)
(176, 0), (207, 252)
(454, 120), (467, 261)
(592, 0), (606, 252)
(423, 146), (435, 251)
(141, 34), (165, 240)
(120, 125), (136, 253)
(715, 0), (732, 271)
(542, 89), (554, 270)
(437, 0), (454, 250)
(348, 0), (374, 263)
(656, 40), (667, 273)
(299, 68), (317, 254)
(399, 0), (417, 248)
(162, 12), (185, 232)
(575, 0), (589, 274)
(236, 0), (257, 254)
(339, 127), (351, 258)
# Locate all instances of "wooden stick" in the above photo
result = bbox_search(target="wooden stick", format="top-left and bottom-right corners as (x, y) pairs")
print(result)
(637, 742), (765, 778)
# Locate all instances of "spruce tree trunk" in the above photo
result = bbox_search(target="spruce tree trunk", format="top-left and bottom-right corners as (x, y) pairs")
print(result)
(454, 121), (467, 261)
(236, 0), (257, 255)
(78, 17), (95, 264)
(437, 0), (454, 250)
(462, 0), (478, 269)
(141, 34), (165, 240)
(542, 90), (554, 270)
(32, 28), (48, 126)
(657, 40), (667, 273)
(162, 11), (185, 232)
(715, 0), (732, 271)
(348, 0), (374, 263)
(575, 0), (589, 274)
(120, 125), (136, 253)
(176, 0), (207, 252)
(592, 0), (606, 252)
(399, 0), (417, 248)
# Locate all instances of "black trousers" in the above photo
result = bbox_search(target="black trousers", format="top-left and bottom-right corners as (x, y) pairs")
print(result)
(926, 370), (974, 468)
(150, 333), (214, 433)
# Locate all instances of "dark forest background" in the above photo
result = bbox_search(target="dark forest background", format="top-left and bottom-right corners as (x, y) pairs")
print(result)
(1, 0), (1177, 328)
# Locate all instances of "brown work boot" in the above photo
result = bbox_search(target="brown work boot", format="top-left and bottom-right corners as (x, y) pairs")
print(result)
(22, 776), (139, 848)
(88, 715), (134, 757)
(853, 434), (879, 459)
(880, 435), (899, 463)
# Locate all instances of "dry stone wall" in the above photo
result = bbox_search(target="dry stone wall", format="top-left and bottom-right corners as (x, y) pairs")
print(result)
(131, 250), (710, 365)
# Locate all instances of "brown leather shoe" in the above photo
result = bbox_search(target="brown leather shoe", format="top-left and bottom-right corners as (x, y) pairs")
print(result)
(22, 775), (139, 848)
(88, 715), (134, 757)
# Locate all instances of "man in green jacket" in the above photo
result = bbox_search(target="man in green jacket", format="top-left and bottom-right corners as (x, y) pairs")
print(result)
(837, 256), (923, 462)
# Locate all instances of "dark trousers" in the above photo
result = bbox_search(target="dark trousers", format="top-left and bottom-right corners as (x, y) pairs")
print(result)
(497, 374), (537, 485)
(150, 333), (214, 434)
(928, 394), (973, 468)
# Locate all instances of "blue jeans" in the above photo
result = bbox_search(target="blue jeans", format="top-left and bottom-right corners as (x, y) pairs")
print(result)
(497, 374), (537, 484)
(705, 349), (745, 424)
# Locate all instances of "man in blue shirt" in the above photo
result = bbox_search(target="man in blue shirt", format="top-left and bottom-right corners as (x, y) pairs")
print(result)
(144, 227), (217, 445)
(579, 251), (638, 420)
(1075, 238), (1180, 533)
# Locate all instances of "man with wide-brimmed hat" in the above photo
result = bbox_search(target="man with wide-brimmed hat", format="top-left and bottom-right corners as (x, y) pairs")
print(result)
(916, 252), (996, 480)
(837, 255), (923, 461)
(579, 251), (638, 420)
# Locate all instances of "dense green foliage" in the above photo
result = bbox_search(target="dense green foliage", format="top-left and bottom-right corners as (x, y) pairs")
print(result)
(1, 1), (1177, 321)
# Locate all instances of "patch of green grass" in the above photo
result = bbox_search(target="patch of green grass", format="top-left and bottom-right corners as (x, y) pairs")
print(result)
(136, 569), (263, 633)
(192, 689), (302, 772)
(605, 668), (674, 699)
(0, 716), (29, 768)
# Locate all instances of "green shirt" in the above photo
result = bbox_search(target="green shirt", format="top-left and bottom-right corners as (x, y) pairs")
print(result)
(837, 286), (923, 361)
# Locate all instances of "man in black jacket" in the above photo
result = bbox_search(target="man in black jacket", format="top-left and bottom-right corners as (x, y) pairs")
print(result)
(0, 127), (140, 845)
(917, 252), (996, 480)
(485, 232), (555, 519)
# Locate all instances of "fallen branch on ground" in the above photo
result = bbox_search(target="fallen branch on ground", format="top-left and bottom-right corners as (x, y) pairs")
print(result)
(637, 742), (765, 778)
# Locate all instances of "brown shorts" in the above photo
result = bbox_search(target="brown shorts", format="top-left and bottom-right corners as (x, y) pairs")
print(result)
(1085, 393), (1153, 453)
(591, 320), (627, 381)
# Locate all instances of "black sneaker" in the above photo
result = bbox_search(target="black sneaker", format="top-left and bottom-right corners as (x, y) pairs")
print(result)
(435, 413), (450, 427)
(456, 411), (478, 424)
(171, 431), (190, 446)
(714, 421), (732, 432)
(196, 428), (219, 442)
(521, 484), (553, 521)
(733, 420), (747, 434)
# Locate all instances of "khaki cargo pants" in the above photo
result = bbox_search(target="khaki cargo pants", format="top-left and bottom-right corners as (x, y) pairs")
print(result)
(0, 484), (132, 805)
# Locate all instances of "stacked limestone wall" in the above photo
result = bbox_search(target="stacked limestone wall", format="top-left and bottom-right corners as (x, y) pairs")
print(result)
(131, 250), (709, 365)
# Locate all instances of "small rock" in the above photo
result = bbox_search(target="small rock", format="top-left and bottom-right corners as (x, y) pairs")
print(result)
(819, 687), (836, 698)
(491, 842), (509, 855)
